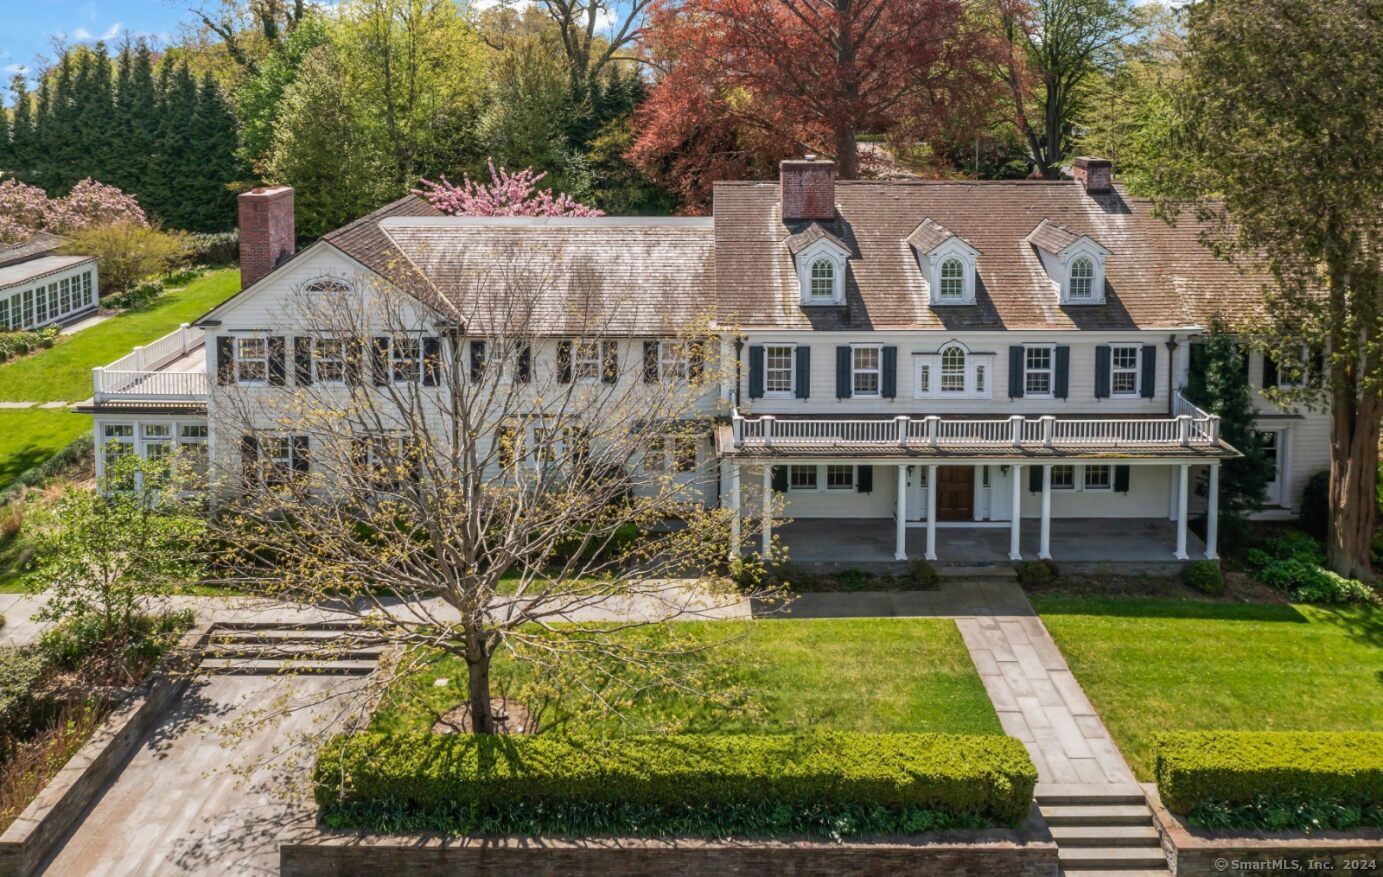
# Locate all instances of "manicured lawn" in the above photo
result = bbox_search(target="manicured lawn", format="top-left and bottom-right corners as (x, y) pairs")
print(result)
(1035, 596), (1383, 779)
(371, 617), (1003, 737)
(0, 268), (239, 402)
(0, 409), (90, 492)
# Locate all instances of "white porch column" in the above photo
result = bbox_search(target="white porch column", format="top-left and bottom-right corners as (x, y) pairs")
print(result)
(925, 464), (938, 561)
(1205, 462), (1220, 559)
(761, 464), (773, 558)
(894, 464), (907, 561)
(1175, 463), (1190, 560)
(1009, 463), (1023, 561)
(727, 461), (741, 558)
(1038, 464), (1052, 560)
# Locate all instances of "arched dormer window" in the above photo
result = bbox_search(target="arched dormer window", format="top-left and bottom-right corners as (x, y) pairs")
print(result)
(1069, 257), (1095, 301)
(809, 259), (835, 301)
(939, 258), (966, 302)
(304, 276), (352, 295)
(940, 345), (966, 391)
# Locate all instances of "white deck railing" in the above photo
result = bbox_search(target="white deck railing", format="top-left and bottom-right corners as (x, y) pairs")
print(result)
(93, 323), (208, 402)
(731, 397), (1220, 452)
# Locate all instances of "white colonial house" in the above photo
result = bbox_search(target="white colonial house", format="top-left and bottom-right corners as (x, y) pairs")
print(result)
(75, 160), (1332, 569)
(0, 232), (99, 331)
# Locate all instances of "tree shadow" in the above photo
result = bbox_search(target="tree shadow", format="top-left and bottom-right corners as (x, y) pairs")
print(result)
(1035, 596), (1312, 625)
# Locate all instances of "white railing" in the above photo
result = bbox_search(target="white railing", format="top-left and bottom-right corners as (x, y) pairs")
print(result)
(730, 406), (1222, 451)
(93, 323), (208, 402)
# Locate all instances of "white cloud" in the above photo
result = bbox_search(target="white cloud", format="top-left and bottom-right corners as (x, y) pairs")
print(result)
(72, 27), (94, 40)
(4, 63), (28, 75)
(101, 22), (123, 41)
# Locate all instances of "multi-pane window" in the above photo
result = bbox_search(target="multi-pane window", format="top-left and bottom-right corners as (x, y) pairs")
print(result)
(941, 346), (966, 392)
(47, 283), (58, 319)
(852, 346), (881, 396)
(8, 294), (19, 329)
(142, 423), (172, 460)
(1024, 346), (1053, 396)
(659, 342), (687, 380)
(789, 465), (817, 490)
(765, 345), (794, 395)
(826, 465), (854, 490)
(1083, 465), (1112, 491)
(236, 338), (269, 384)
(1111, 346), (1140, 395)
(59, 278), (72, 314)
(315, 339), (346, 384)
(672, 436), (698, 473)
(573, 341), (601, 380)
(1050, 465), (1075, 490)
(102, 424), (135, 467)
(391, 338), (421, 383)
(179, 424), (210, 478)
(82, 272), (93, 305)
(975, 364), (986, 394)
(35, 286), (47, 324)
(939, 258), (965, 301)
(809, 259), (835, 300)
(22, 290), (33, 326)
(644, 437), (666, 472)
(261, 436), (295, 485)
(1069, 257), (1095, 300)
(0, 299), (9, 329)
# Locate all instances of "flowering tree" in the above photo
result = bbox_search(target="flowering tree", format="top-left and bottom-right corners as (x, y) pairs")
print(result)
(0, 177), (148, 245)
(414, 161), (604, 217)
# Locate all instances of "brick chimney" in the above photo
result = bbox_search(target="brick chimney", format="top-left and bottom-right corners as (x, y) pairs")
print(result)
(780, 156), (836, 222)
(237, 186), (295, 290)
(1072, 157), (1113, 195)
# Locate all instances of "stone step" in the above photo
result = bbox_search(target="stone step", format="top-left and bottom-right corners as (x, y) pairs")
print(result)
(199, 658), (378, 676)
(1036, 784), (1147, 806)
(1050, 826), (1160, 847)
(204, 644), (387, 661)
(211, 627), (381, 641)
(1058, 847), (1168, 869)
(1040, 804), (1154, 826)
(934, 564), (1019, 578)
(1061, 870), (1170, 877)
(213, 620), (367, 632)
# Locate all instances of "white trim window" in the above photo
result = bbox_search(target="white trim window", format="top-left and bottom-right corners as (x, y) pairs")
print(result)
(789, 465), (818, 491)
(390, 337), (422, 383)
(852, 345), (881, 397)
(142, 423), (172, 460)
(573, 340), (602, 381)
(809, 259), (836, 301)
(659, 341), (688, 380)
(179, 424), (210, 478)
(1024, 346), (1054, 397)
(1051, 465), (1076, 490)
(826, 465), (855, 490)
(938, 258), (966, 302)
(1083, 465), (1112, 491)
(102, 423), (135, 465)
(1111, 345), (1140, 396)
(672, 436), (698, 473)
(1069, 257), (1095, 301)
(765, 344), (795, 396)
(915, 344), (993, 399)
(940, 346), (966, 393)
(260, 436), (296, 486)
(315, 339), (347, 384)
(236, 338), (269, 385)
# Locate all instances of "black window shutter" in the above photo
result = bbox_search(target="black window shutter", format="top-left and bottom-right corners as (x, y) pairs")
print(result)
(1008, 346), (1025, 398)
(1140, 344), (1157, 398)
(794, 346), (810, 399)
(835, 346), (852, 399)
(424, 337), (442, 387)
(771, 465), (787, 492)
(268, 336), (287, 386)
(216, 336), (235, 385)
(517, 343), (532, 383)
(747, 345), (764, 398)
(372, 337), (390, 385)
(346, 337), (364, 386)
(1238, 345), (1251, 384)
(240, 435), (259, 480)
(1054, 345), (1070, 399)
(1114, 465), (1131, 493)
(688, 341), (705, 381)
(291, 435), (310, 473)
(1094, 345), (1111, 398)
(1262, 352), (1278, 389)
(557, 341), (572, 383)
(881, 346), (898, 398)
(294, 337), (313, 386)
(1189, 342), (1206, 376)
(468, 339), (485, 383)
(644, 340), (659, 383)
(1029, 465), (1043, 493)
(856, 465), (872, 494)
(601, 341), (618, 384)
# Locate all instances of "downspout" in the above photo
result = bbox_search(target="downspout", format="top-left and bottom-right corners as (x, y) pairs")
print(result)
(1166, 334), (1179, 415)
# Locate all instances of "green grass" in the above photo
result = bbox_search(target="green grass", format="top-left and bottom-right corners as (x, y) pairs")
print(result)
(1035, 596), (1383, 779)
(0, 268), (239, 402)
(371, 617), (1003, 737)
(0, 409), (90, 492)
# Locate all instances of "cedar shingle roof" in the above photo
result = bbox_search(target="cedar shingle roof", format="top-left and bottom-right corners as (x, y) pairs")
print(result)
(322, 195), (445, 307)
(1024, 218), (1085, 253)
(784, 222), (850, 255)
(713, 180), (1266, 332)
(0, 232), (70, 268)
(906, 218), (969, 254)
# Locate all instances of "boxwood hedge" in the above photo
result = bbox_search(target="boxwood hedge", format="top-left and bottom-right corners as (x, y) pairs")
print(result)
(315, 732), (1037, 836)
(1155, 731), (1383, 814)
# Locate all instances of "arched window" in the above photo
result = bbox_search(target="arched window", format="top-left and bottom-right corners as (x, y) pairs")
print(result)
(939, 258), (966, 300)
(1069, 257), (1095, 300)
(941, 345), (966, 392)
(810, 258), (835, 300)
(304, 276), (352, 295)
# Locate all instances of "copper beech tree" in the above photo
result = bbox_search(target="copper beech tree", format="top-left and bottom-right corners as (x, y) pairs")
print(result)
(208, 250), (784, 734)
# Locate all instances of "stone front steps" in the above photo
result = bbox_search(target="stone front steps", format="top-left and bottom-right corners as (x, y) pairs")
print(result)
(199, 622), (385, 676)
(1037, 785), (1170, 877)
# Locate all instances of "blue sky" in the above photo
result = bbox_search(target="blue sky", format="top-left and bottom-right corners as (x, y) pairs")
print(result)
(0, 0), (183, 87)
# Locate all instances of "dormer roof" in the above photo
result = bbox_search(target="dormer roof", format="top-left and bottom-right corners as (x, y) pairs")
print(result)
(784, 222), (850, 256)
(906, 218), (977, 256)
(1025, 219), (1109, 256)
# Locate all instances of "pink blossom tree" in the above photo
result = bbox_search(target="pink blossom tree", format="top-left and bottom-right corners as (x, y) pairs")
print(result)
(0, 177), (148, 245)
(0, 179), (50, 245)
(413, 161), (604, 217)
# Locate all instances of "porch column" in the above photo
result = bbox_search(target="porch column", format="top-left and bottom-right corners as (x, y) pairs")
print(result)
(761, 464), (773, 558)
(1175, 463), (1190, 560)
(1009, 463), (1023, 561)
(925, 464), (938, 561)
(727, 461), (741, 558)
(894, 465), (907, 560)
(1205, 462), (1220, 559)
(1038, 464), (1052, 560)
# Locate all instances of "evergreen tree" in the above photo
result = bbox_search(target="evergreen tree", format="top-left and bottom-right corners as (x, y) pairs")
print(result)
(0, 97), (10, 172)
(145, 62), (199, 226)
(82, 43), (117, 187)
(184, 72), (242, 232)
(32, 76), (54, 190)
(8, 77), (33, 177)
(116, 41), (158, 196)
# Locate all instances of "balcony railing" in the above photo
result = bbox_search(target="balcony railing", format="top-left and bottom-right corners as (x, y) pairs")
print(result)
(731, 393), (1220, 451)
(92, 323), (208, 403)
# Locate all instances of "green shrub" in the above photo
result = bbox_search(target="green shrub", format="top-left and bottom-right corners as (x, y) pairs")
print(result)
(1182, 560), (1224, 595)
(550, 522), (641, 564)
(1248, 530), (1378, 605)
(315, 732), (1038, 836)
(1155, 731), (1383, 817)
(0, 433), (94, 508)
(39, 610), (194, 670)
(0, 647), (54, 755)
(1016, 559), (1055, 588)
(162, 265), (206, 287)
(105, 279), (164, 310)
(1186, 795), (1381, 833)
(187, 230), (238, 265)
(727, 553), (766, 590)
(1299, 471), (1330, 538)
(0, 326), (61, 364)
(907, 559), (940, 590)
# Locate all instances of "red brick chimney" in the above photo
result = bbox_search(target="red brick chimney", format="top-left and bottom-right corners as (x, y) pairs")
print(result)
(780, 156), (836, 222)
(237, 186), (295, 290)
(1072, 157), (1113, 195)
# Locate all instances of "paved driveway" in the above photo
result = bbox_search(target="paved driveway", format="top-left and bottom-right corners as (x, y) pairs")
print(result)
(40, 674), (356, 876)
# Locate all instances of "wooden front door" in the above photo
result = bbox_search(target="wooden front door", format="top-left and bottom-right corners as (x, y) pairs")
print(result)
(937, 466), (975, 521)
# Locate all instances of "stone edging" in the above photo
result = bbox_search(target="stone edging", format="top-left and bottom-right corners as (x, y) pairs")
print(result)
(1142, 783), (1383, 876)
(0, 623), (212, 877)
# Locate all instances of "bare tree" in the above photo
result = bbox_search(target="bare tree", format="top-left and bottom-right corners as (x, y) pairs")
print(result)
(207, 247), (783, 734)
(510, 0), (653, 92)
(188, 0), (310, 69)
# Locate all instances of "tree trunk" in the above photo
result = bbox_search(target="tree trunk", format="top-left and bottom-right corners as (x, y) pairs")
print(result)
(465, 627), (496, 735)
(834, 125), (859, 179)
(1327, 387), (1380, 582)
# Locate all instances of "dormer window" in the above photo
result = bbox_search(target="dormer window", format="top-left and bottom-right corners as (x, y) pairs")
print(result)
(907, 218), (979, 306)
(1069, 257), (1095, 301)
(809, 258), (836, 301)
(939, 258), (966, 302)
(786, 225), (849, 306)
(1025, 219), (1110, 305)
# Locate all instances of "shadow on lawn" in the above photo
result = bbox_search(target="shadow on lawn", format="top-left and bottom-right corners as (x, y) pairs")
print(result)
(1034, 596), (1312, 624)
(0, 443), (58, 488)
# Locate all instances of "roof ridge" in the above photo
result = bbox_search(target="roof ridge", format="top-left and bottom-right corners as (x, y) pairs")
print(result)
(323, 194), (439, 242)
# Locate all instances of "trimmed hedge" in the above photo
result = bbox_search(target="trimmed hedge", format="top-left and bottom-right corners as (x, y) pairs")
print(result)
(315, 732), (1037, 835)
(1155, 731), (1383, 814)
